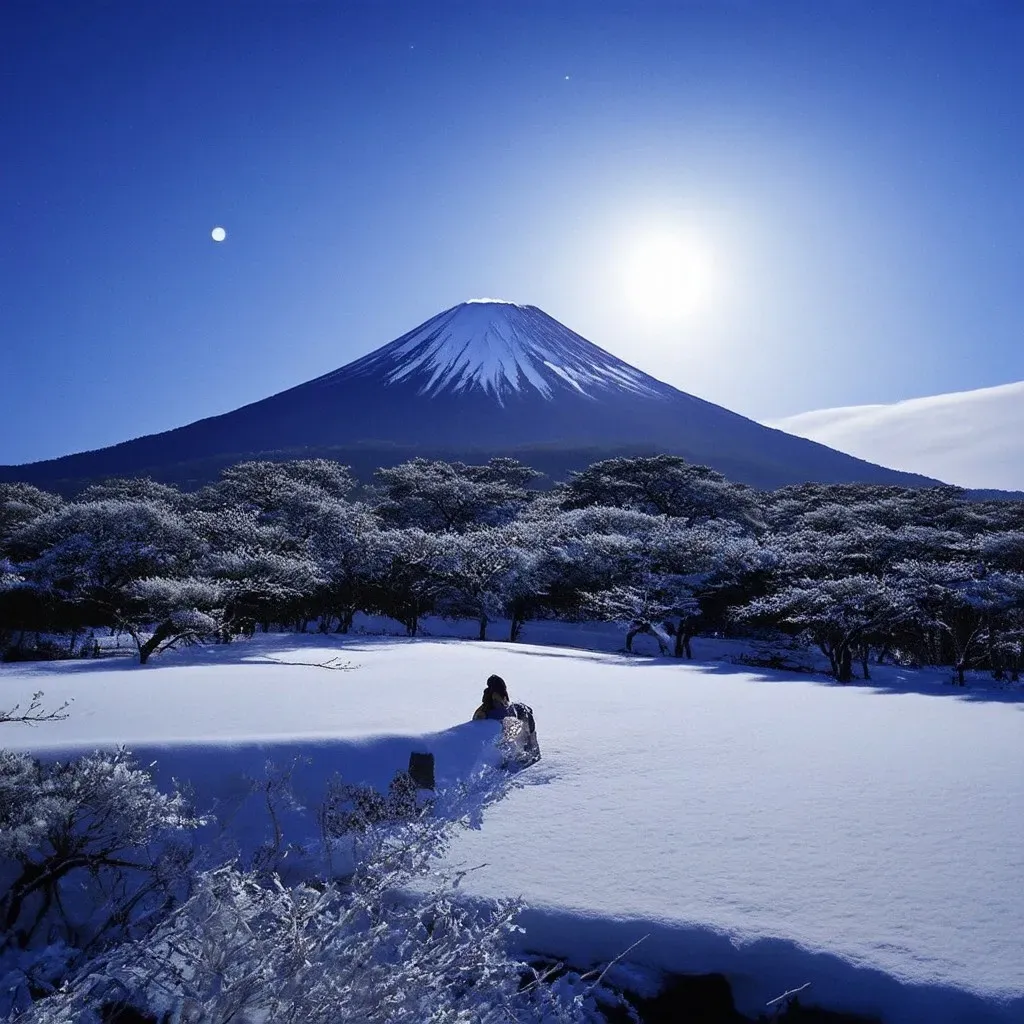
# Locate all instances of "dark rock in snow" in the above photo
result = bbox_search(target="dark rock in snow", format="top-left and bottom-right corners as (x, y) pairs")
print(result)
(623, 970), (743, 1022)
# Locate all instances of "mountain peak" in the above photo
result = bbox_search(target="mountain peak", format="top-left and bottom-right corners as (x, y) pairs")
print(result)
(332, 301), (667, 404)
(0, 299), (943, 493)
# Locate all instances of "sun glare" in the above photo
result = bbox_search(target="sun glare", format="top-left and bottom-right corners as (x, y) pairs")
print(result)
(619, 227), (719, 323)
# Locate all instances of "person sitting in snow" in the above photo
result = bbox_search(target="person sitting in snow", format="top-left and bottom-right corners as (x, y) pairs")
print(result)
(473, 674), (511, 721)
(473, 674), (541, 764)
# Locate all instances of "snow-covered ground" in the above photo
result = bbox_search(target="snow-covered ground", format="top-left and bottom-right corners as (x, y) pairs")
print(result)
(766, 381), (1024, 491)
(2, 622), (1022, 1023)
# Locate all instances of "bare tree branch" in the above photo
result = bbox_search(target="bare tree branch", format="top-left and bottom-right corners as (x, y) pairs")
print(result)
(0, 690), (71, 726)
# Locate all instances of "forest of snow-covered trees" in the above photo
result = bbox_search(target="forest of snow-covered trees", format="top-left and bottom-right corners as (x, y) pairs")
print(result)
(4, 453), (1024, 685)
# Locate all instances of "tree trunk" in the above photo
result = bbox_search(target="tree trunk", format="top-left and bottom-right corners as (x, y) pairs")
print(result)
(988, 618), (1003, 679)
(478, 615), (488, 641)
(837, 645), (853, 683)
(823, 639), (854, 683)
(673, 625), (685, 659)
(821, 643), (840, 680)
(138, 621), (174, 665)
(509, 614), (524, 643)
(673, 626), (694, 659)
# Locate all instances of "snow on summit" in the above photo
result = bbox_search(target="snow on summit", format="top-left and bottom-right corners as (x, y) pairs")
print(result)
(335, 300), (666, 403)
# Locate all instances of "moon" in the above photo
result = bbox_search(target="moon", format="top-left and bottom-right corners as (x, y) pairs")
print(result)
(619, 227), (719, 324)
(211, 226), (227, 242)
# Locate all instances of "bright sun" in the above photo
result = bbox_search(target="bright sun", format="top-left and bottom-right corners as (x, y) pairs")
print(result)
(619, 227), (718, 323)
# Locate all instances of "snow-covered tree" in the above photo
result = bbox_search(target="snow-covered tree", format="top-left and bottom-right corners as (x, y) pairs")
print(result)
(741, 574), (907, 682)
(584, 579), (677, 654)
(209, 459), (353, 510)
(306, 501), (384, 633)
(435, 527), (526, 640)
(8, 499), (203, 655)
(204, 459), (358, 551)
(276, 458), (358, 501)
(203, 549), (323, 636)
(119, 577), (223, 664)
(76, 477), (186, 510)
(559, 454), (763, 530)
(0, 558), (32, 655)
(12, 499), (200, 601)
(653, 523), (776, 656)
(371, 458), (539, 532)
(367, 529), (452, 635)
(888, 559), (1024, 684)
(0, 483), (62, 552)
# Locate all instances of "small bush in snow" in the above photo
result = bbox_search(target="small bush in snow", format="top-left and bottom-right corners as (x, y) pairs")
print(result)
(318, 769), (422, 837)
(14, 766), (625, 1024)
(0, 749), (204, 1014)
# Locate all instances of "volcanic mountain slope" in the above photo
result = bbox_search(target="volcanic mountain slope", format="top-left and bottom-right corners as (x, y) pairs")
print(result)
(2, 300), (939, 491)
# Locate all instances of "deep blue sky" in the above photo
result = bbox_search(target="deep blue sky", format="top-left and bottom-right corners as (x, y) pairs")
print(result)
(3, 1), (1023, 464)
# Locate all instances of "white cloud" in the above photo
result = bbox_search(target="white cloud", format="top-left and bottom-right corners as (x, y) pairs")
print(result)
(767, 381), (1024, 491)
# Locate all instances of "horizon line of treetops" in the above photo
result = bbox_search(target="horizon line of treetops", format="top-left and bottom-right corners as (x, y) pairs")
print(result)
(3, 453), (1024, 683)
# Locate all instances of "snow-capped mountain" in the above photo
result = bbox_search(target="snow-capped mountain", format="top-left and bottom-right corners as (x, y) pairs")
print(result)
(336, 299), (664, 402)
(0, 300), (939, 491)
(767, 380), (1024, 492)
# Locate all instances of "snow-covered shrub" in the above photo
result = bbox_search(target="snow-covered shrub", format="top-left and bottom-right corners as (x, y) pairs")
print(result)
(0, 750), (204, 1015)
(15, 768), (621, 1024)
(318, 769), (422, 837)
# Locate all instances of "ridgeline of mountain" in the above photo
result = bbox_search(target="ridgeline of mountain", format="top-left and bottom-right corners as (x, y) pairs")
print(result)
(1, 300), (940, 492)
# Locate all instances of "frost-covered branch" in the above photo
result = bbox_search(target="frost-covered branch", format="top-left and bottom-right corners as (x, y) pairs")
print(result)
(0, 691), (71, 726)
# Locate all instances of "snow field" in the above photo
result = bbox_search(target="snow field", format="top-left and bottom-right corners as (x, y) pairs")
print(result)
(1, 632), (1022, 1023)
